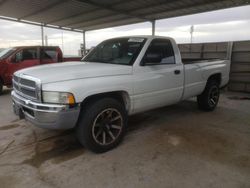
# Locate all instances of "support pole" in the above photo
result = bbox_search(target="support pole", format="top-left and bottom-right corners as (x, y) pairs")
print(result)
(45, 35), (48, 46)
(190, 25), (194, 44)
(61, 31), (64, 53)
(226, 41), (233, 61)
(41, 25), (44, 46)
(82, 31), (86, 56)
(151, 20), (155, 36)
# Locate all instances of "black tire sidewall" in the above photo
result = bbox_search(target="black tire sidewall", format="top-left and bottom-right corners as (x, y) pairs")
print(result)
(76, 98), (127, 153)
(207, 84), (220, 108)
(0, 80), (3, 95)
(197, 80), (220, 111)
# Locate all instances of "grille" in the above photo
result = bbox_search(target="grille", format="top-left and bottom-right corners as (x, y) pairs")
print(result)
(13, 75), (40, 101)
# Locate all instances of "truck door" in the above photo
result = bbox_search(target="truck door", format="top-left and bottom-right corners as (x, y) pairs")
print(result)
(6, 47), (39, 84)
(133, 38), (184, 113)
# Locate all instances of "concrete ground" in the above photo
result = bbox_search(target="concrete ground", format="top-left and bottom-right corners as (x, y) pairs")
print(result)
(0, 88), (250, 188)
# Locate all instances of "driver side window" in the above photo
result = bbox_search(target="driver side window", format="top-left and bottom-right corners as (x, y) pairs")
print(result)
(143, 39), (175, 65)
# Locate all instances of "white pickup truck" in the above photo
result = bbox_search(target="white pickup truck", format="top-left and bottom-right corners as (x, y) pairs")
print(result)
(12, 36), (231, 153)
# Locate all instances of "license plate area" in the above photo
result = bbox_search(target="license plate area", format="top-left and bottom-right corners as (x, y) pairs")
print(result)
(22, 107), (35, 118)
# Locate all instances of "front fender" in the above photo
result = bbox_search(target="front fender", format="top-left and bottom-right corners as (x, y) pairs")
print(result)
(42, 75), (133, 103)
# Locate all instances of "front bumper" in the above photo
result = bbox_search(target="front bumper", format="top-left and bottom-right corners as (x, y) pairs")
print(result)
(11, 91), (80, 129)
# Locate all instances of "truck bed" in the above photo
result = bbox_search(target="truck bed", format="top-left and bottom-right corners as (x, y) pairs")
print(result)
(182, 58), (231, 100)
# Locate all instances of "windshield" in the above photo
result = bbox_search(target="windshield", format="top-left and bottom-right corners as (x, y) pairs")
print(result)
(83, 37), (146, 65)
(0, 48), (16, 59)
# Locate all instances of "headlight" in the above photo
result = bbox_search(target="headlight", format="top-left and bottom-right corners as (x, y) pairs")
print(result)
(42, 91), (75, 105)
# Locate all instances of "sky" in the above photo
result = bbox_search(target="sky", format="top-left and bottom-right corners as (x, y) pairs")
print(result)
(0, 5), (250, 56)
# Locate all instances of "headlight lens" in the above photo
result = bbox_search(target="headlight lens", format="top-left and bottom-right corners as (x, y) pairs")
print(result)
(42, 91), (75, 105)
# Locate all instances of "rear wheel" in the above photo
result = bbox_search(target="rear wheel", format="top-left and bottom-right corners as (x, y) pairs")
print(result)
(197, 80), (220, 111)
(76, 98), (127, 153)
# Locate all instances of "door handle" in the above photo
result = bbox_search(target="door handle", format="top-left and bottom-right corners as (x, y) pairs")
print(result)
(174, 70), (181, 75)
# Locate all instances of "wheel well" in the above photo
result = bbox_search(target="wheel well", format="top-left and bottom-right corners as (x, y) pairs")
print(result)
(81, 91), (130, 112)
(208, 73), (221, 85)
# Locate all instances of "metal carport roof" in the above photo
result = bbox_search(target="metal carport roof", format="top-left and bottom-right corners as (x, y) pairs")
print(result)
(0, 0), (249, 32)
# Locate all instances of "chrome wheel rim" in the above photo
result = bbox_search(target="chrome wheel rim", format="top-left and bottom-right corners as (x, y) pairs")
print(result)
(209, 86), (219, 107)
(92, 108), (123, 146)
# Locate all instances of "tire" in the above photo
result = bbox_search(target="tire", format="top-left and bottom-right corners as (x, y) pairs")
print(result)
(76, 98), (128, 153)
(0, 80), (3, 95)
(197, 80), (220, 111)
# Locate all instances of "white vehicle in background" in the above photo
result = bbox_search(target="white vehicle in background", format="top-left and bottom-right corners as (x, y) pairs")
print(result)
(12, 36), (231, 153)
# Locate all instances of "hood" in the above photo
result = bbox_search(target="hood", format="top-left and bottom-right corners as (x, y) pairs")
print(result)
(15, 61), (133, 84)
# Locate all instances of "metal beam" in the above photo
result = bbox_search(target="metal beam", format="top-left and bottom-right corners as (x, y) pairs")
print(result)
(67, 14), (128, 28)
(0, 16), (83, 33)
(19, 0), (69, 20)
(1, 0), (249, 33)
(81, 19), (145, 31)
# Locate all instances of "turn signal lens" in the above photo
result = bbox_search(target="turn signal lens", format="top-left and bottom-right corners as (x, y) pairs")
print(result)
(67, 93), (75, 105)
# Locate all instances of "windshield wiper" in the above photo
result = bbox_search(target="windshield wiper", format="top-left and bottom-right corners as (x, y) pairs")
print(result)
(84, 58), (111, 64)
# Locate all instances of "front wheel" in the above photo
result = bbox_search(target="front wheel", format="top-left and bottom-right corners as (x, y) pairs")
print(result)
(197, 80), (220, 111)
(76, 98), (127, 153)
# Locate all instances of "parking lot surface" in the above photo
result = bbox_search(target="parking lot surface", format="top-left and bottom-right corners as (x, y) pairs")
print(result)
(0, 89), (250, 188)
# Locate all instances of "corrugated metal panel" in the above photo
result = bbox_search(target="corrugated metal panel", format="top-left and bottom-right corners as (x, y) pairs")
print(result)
(26, 1), (97, 23)
(178, 42), (228, 59)
(70, 14), (128, 28)
(52, 10), (112, 27)
(179, 40), (250, 93)
(0, 0), (57, 18)
(229, 41), (250, 92)
(0, 0), (249, 31)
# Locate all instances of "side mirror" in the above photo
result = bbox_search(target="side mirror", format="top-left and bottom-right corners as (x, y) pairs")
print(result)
(142, 53), (162, 65)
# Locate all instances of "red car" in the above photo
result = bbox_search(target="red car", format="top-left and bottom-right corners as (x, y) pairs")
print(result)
(0, 46), (81, 94)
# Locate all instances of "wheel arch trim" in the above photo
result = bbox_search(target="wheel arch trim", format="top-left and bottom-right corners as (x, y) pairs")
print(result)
(80, 90), (131, 113)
